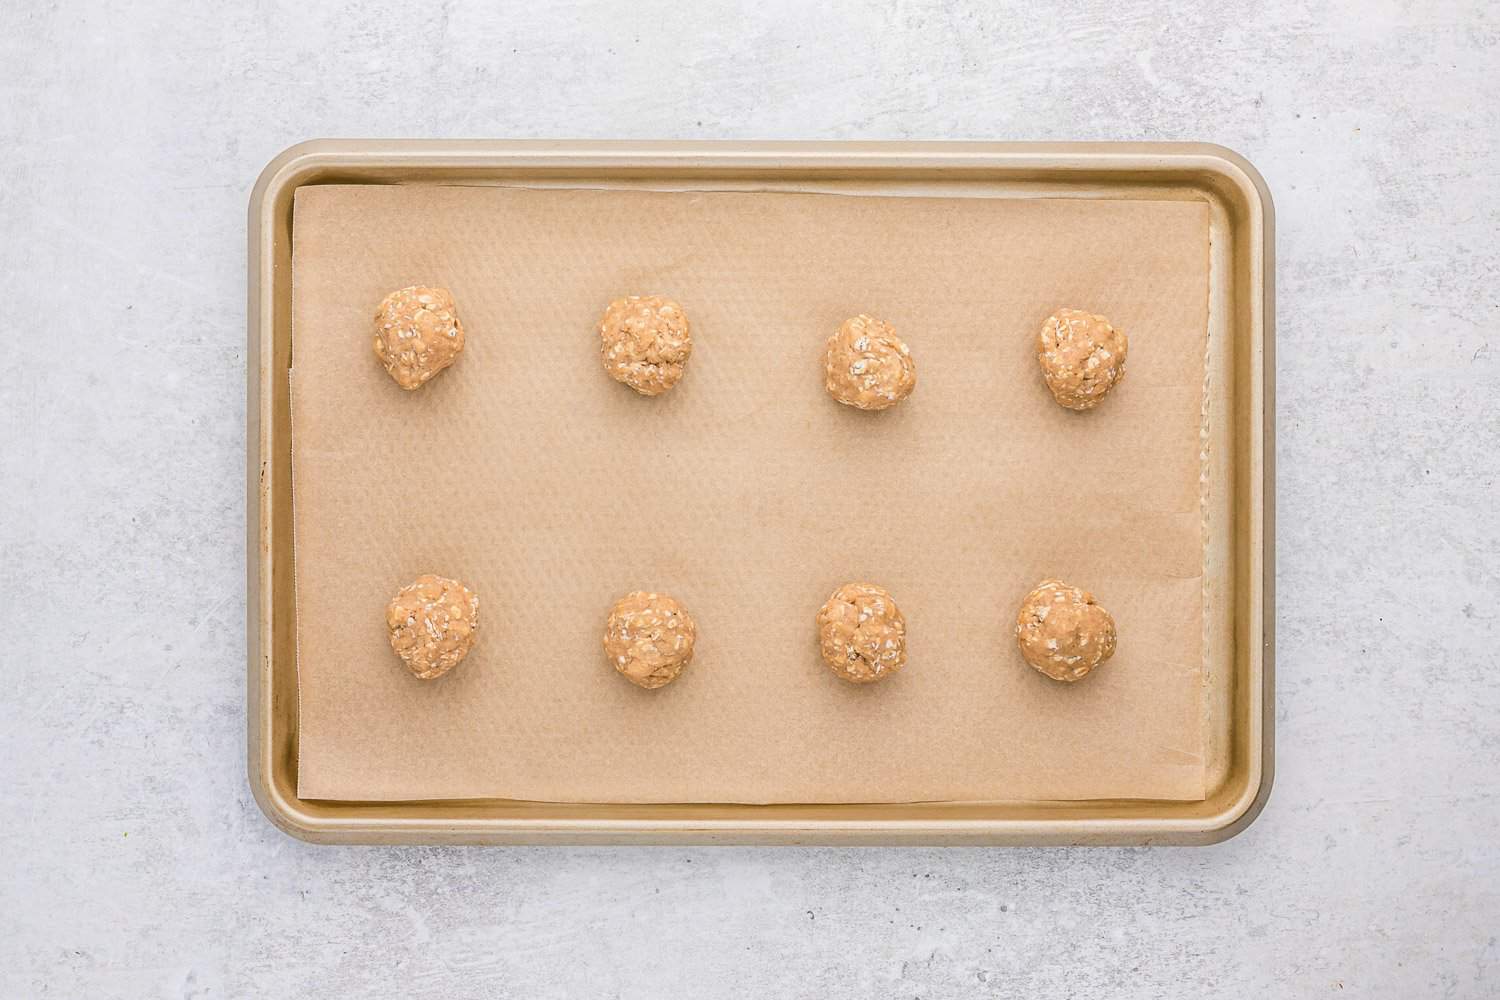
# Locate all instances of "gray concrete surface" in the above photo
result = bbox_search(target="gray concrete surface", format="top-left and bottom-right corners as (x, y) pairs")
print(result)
(2, 1), (1497, 996)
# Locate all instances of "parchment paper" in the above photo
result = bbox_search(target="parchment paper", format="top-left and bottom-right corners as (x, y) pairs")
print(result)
(291, 183), (1208, 803)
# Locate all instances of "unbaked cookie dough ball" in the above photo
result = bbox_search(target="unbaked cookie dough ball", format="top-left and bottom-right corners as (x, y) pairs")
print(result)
(1036, 308), (1127, 410)
(816, 582), (908, 684)
(823, 314), (917, 411)
(603, 591), (698, 689)
(1014, 579), (1117, 682)
(598, 295), (692, 396)
(373, 286), (466, 390)
(385, 574), (480, 680)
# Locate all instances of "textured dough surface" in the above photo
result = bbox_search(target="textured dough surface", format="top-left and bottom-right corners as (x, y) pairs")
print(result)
(385, 574), (481, 680)
(823, 314), (917, 410)
(373, 286), (466, 390)
(816, 582), (908, 684)
(1036, 308), (1127, 410)
(603, 591), (698, 689)
(1015, 579), (1118, 682)
(599, 295), (692, 395)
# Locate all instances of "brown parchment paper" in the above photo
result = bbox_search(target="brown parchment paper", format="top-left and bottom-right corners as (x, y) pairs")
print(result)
(291, 183), (1209, 804)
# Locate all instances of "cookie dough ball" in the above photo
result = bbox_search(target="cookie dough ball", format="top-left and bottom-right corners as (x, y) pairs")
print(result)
(816, 582), (908, 683)
(823, 314), (917, 410)
(385, 574), (480, 680)
(373, 286), (466, 390)
(1014, 579), (1117, 682)
(598, 295), (692, 396)
(1036, 308), (1127, 410)
(603, 591), (698, 689)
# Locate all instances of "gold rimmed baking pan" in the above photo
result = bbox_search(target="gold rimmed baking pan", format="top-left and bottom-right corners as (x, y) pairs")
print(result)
(248, 140), (1272, 845)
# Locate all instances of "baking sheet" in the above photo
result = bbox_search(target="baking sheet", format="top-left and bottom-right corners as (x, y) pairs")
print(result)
(290, 183), (1209, 804)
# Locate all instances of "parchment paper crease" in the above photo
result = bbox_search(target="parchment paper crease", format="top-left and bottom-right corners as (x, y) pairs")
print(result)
(290, 184), (1209, 804)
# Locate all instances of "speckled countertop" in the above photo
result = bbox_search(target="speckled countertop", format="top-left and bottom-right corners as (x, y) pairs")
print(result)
(2, 2), (1496, 996)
